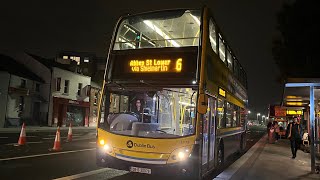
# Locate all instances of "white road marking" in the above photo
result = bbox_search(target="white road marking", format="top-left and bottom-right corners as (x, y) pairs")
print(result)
(72, 137), (96, 141)
(0, 137), (9, 139)
(5, 141), (43, 146)
(0, 148), (96, 161)
(72, 133), (83, 136)
(53, 168), (128, 180)
(42, 137), (55, 140)
(89, 141), (96, 144)
(71, 135), (82, 137)
(28, 141), (43, 144)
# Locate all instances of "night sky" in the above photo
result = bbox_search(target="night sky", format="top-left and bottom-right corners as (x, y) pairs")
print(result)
(0, 0), (286, 116)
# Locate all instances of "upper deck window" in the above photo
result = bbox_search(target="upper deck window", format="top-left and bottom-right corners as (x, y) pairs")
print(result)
(113, 10), (201, 50)
(218, 36), (226, 63)
(209, 19), (217, 54)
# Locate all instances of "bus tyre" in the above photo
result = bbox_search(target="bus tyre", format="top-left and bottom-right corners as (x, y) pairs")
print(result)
(217, 144), (224, 167)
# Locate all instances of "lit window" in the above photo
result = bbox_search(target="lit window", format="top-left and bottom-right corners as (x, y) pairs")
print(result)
(70, 56), (80, 65)
(63, 56), (68, 59)
(75, 57), (80, 65)
(84, 57), (89, 63)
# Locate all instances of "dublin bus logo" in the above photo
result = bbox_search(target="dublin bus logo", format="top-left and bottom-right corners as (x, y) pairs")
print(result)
(127, 140), (133, 148)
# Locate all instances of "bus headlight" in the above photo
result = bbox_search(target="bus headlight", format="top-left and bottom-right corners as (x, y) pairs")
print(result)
(168, 146), (192, 163)
(99, 139), (105, 145)
(103, 144), (111, 152)
(178, 151), (186, 160)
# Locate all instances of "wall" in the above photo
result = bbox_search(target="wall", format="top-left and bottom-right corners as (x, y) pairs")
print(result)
(5, 75), (43, 126)
(52, 67), (91, 102)
(0, 72), (10, 127)
(89, 87), (100, 127)
(7, 52), (51, 126)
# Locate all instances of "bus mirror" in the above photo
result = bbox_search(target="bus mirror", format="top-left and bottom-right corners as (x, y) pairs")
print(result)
(198, 94), (208, 114)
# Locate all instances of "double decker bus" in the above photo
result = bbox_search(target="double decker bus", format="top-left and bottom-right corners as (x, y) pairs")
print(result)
(96, 6), (248, 179)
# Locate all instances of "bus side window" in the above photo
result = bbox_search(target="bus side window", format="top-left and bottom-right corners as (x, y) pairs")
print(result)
(217, 99), (225, 129)
(226, 102), (232, 128)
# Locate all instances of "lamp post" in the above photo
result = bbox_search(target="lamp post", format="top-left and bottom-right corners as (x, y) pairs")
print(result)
(262, 115), (265, 125)
(257, 113), (260, 124)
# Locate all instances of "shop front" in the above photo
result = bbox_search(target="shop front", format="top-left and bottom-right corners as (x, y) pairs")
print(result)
(53, 97), (89, 127)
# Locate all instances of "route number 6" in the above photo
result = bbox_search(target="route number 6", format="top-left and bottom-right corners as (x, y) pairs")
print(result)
(176, 58), (182, 72)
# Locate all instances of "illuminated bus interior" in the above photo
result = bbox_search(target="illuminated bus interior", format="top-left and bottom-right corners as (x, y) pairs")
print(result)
(99, 88), (197, 138)
(113, 10), (201, 50)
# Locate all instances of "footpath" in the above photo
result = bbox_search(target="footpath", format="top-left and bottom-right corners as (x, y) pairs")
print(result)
(215, 135), (320, 180)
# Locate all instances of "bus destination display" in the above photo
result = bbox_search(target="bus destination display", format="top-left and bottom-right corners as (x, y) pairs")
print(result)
(129, 58), (182, 73)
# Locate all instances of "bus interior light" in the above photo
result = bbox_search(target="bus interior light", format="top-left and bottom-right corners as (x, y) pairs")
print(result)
(179, 101), (195, 107)
(143, 20), (180, 47)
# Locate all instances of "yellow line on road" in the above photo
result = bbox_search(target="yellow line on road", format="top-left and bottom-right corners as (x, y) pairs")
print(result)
(0, 148), (96, 161)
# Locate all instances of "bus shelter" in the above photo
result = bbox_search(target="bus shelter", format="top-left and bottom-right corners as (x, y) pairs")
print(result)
(282, 78), (320, 173)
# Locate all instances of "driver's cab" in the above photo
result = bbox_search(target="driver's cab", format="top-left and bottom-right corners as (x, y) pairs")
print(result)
(107, 91), (160, 137)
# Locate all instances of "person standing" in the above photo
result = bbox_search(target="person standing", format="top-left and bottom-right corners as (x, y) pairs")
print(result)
(269, 122), (276, 143)
(274, 121), (280, 142)
(287, 117), (301, 159)
(267, 121), (272, 136)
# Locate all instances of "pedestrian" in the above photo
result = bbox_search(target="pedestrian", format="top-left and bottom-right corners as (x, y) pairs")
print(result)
(273, 121), (280, 142)
(268, 122), (276, 144)
(287, 117), (301, 159)
(267, 121), (272, 136)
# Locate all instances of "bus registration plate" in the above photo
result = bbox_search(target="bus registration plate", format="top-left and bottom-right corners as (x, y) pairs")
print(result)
(130, 166), (151, 174)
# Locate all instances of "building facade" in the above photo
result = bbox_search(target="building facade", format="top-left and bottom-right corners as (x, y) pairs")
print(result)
(51, 67), (91, 127)
(0, 54), (45, 127)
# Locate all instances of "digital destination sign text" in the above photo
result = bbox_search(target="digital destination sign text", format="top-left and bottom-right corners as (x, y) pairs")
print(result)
(129, 58), (182, 73)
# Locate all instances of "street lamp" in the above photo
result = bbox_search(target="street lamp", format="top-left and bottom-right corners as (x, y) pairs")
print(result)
(262, 115), (265, 125)
(257, 113), (260, 123)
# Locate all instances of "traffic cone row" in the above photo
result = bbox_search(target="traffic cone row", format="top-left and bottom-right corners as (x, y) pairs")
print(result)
(15, 122), (74, 152)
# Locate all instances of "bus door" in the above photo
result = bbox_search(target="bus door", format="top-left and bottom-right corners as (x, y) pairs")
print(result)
(201, 97), (216, 172)
(208, 97), (216, 169)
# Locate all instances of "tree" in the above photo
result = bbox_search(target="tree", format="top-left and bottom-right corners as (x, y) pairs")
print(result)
(273, 0), (319, 78)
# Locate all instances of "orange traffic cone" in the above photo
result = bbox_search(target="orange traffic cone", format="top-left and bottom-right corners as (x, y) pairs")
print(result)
(50, 127), (61, 151)
(16, 123), (26, 146)
(67, 123), (72, 142)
